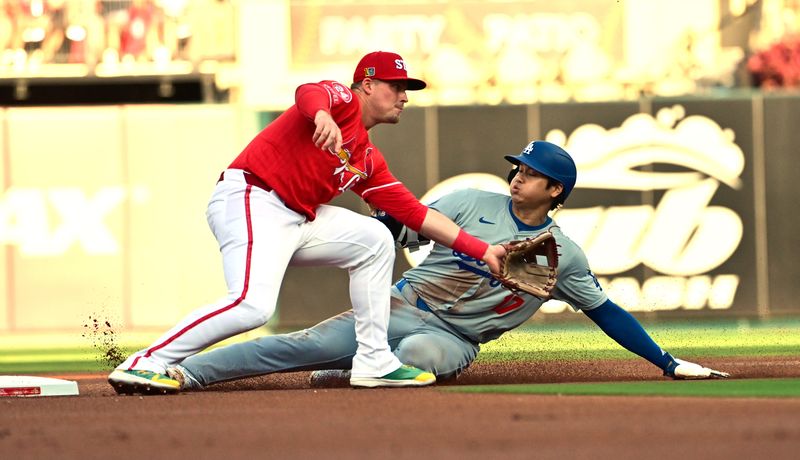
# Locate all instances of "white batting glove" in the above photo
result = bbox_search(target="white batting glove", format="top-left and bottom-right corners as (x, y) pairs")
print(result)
(665, 358), (730, 379)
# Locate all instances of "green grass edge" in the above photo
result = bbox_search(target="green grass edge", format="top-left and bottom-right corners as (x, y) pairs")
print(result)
(444, 378), (800, 398)
(2, 318), (799, 374)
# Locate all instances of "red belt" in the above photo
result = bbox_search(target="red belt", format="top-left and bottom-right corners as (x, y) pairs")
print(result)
(218, 171), (272, 192)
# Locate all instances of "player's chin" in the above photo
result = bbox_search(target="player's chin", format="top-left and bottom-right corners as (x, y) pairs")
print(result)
(383, 114), (401, 124)
(509, 191), (528, 206)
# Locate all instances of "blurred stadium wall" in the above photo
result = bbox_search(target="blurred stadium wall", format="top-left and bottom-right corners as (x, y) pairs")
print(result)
(1, 0), (799, 333)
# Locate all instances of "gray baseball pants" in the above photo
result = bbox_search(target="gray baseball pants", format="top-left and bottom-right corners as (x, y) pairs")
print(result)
(179, 280), (480, 386)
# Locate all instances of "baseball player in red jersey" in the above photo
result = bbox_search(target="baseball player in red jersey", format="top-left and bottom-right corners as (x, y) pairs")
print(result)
(108, 51), (506, 394)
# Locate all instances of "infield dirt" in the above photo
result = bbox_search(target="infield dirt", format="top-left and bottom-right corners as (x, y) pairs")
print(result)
(2, 356), (799, 460)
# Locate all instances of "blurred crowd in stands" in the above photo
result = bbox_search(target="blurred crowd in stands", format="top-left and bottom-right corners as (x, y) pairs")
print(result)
(745, 0), (800, 88)
(0, 0), (235, 70)
(2, 0), (799, 96)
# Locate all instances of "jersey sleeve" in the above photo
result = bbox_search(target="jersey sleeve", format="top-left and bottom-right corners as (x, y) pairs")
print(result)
(427, 189), (477, 223)
(352, 150), (428, 231)
(551, 242), (608, 311)
(295, 80), (355, 120)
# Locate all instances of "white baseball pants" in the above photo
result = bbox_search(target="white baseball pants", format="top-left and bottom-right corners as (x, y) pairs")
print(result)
(118, 169), (402, 378)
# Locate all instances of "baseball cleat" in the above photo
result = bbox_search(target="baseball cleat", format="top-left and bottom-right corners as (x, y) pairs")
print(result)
(108, 369), (180, 395)
(309, 369), (352, 388)
(349, 364), (436, 388)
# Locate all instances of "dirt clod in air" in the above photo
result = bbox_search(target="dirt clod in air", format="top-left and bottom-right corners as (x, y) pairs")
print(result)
(82, 314), (125, 369)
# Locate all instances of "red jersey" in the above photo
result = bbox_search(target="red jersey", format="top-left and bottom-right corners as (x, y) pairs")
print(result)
(229, 80), (427, 230)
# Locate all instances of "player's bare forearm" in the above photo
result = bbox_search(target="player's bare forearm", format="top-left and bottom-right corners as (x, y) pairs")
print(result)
(419, 209), (505, 273)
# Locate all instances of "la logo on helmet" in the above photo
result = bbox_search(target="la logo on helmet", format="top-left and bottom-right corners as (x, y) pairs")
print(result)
(523, 142), (535, 154)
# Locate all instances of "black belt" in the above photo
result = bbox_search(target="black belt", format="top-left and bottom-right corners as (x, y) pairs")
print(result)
(217, 171), (272, 192)
(395, 278), (432, 313)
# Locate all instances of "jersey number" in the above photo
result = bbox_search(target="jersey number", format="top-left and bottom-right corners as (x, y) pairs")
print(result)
(492, 294), (524, 314)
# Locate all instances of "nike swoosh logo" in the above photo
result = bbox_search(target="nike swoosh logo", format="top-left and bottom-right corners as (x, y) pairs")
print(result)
(479, 217), (495, 225)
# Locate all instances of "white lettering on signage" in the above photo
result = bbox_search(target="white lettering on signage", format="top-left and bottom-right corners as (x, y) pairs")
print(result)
(0, 186), (139, 256)
(317, 13), (597, 56)
(540, 274), (739, 313)
(406, 106), (745, 312)
(482, 13), (599, 53)
(547, 105), (744, 191)
(318, 15), (446, 55)
(557, 179), (742, 275)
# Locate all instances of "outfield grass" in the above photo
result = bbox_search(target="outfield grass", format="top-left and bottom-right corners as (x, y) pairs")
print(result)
(1, 318), (798, 374)
(476, 318), (800, 363)
(447, 378), (800, 398)
(0, 328), (271, 374)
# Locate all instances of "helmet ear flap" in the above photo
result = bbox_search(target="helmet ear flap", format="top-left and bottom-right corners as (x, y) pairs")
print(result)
(507, 166), (519, 184)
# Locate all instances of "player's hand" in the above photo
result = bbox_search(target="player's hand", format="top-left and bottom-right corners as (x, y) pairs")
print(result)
(664, 358), (730, 379)
(313, 110), (343, 153)
(482, 244), (507, 275)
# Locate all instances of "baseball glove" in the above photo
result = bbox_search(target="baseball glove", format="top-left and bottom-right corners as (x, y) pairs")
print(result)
(494, 230), (559, 298)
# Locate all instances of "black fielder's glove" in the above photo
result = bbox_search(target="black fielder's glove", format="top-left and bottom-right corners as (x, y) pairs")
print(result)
(494, 230), (559, 298)
(371, 209), (431, 252)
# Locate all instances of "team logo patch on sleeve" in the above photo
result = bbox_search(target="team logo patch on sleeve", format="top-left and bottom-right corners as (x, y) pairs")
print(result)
(332, 83), (352, 103)
(321, 83), (340, 104)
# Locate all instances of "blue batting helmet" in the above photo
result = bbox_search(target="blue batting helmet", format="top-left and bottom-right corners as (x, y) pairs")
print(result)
(504, 140), (577, 204)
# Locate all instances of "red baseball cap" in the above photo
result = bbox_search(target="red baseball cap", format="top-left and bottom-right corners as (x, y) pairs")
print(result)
(353, 51), (427, 90)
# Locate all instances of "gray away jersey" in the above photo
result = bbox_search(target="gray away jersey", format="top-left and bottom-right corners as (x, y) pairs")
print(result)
(402, 189), (608, 343)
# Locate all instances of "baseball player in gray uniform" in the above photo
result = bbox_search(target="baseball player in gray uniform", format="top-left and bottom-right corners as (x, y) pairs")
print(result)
(166, 140), (727, 390)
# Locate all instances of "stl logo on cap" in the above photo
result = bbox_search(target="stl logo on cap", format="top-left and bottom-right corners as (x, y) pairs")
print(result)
(353, 51), (427, 90)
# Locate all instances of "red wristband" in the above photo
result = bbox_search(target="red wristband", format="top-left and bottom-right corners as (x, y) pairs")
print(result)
(451, 229), (489, 261)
